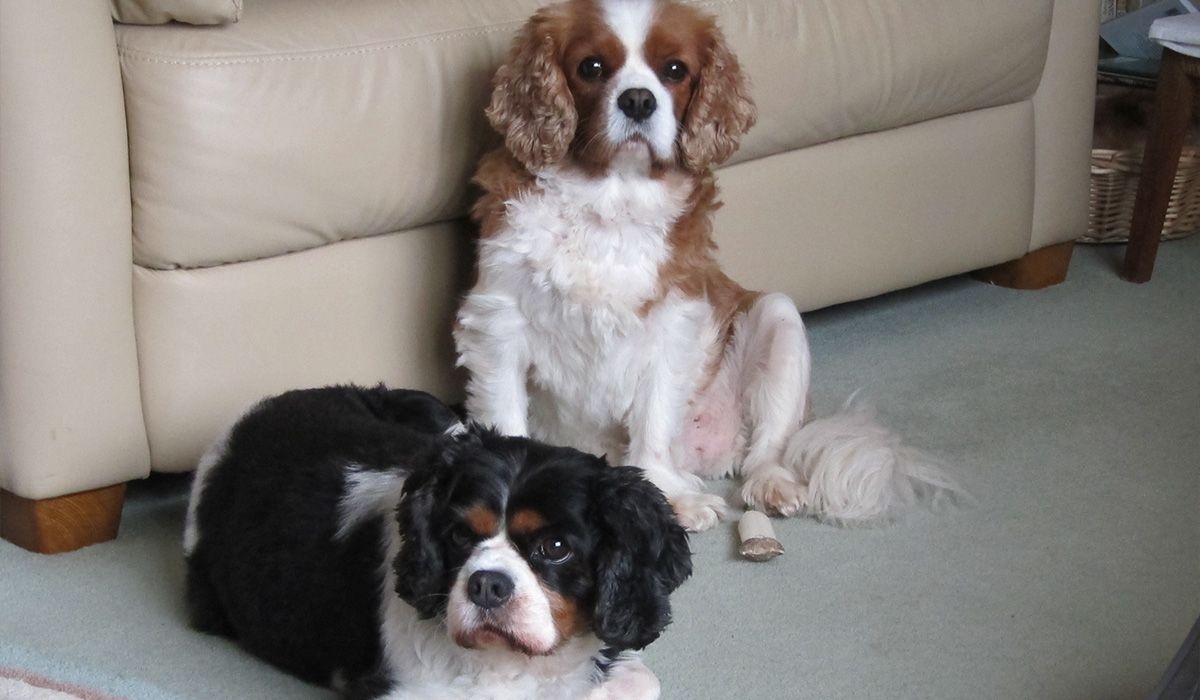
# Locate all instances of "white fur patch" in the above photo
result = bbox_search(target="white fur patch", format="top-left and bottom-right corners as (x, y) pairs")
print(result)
(183, 422), (234, 556)
(456, 167), (705, 458)
(601, 0), (677, 161)
(446, 535), (558, 655)
(585, 655), (661, 700)
(335, 466), (406, 541)
(503, 168), (684, 307)
(783, 399), (967, 525)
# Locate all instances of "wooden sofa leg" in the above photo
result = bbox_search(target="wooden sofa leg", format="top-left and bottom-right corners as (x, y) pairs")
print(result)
(1, 484), (126, 554)
(971, 242), (1075, 290)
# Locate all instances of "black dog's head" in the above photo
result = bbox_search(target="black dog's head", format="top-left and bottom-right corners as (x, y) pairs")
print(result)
(393, 427), (692, 655)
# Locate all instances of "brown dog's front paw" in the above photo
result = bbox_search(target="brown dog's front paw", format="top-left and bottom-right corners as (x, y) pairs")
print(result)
(742, 467), (808, 518)
(669, 493), (728, 532)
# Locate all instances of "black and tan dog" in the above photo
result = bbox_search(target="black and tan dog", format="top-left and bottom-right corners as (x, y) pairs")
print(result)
(184, 385), (690, 700)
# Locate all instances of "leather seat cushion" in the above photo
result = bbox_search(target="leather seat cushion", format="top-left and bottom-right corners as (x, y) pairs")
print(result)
(117, 0), (1053, 270)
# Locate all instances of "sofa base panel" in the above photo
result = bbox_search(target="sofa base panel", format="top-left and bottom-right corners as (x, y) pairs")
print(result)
(0, 484), (126, 554)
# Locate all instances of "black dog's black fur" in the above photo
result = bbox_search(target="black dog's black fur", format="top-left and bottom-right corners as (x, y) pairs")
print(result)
(184, 385), (692, 696)
(186, 386), (456, 686)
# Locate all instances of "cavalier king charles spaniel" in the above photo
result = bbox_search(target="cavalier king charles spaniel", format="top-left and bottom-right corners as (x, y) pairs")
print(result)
(184, 385), (690, 699)
(455, 0), (960, 532)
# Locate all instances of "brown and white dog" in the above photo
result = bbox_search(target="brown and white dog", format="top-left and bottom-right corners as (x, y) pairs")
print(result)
(456, 0), (959, 532)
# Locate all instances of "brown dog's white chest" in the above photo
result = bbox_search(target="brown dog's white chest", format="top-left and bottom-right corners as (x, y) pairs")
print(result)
(487, 168), (693, 311)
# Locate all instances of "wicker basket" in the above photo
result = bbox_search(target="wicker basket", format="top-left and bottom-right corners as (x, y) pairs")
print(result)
(1084, 147), (1200, 243)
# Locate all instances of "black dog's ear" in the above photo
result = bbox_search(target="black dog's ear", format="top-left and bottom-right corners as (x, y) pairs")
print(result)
(392, 463), (448, 619)
(590, 466), (693, 650)
(392, 432), (485, 617)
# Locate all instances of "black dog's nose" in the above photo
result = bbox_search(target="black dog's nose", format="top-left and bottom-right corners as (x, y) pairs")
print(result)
(617, 88), (657, 122)
(467, 570), (514, 610)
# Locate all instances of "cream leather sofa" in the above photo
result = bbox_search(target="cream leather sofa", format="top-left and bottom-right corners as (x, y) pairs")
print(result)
(0, 0), (1098, 551)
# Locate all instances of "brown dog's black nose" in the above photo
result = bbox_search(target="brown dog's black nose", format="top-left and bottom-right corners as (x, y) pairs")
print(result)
(618, 88), (656, 122)
(467, 570), (514, 610)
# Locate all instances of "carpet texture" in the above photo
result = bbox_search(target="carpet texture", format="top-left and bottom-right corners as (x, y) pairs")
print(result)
(2, 239), (1198, 699)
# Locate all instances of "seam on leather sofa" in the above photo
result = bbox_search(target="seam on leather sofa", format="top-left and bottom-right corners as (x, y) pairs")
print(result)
(131, 231), (441, 272)
(117, 24), (519, 66)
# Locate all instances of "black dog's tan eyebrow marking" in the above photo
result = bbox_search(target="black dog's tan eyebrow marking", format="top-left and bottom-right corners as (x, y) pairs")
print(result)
(464, 503), (501, 538)
(508, 509), (547, 536)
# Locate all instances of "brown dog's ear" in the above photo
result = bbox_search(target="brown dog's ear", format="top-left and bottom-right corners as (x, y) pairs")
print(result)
(679, 22), (756, 172)
(486, 7), (577, 171)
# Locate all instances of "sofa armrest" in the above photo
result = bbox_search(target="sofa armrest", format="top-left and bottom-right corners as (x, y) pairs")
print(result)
(0, 0), (151, 499)
(1032, 0), (1101, 250)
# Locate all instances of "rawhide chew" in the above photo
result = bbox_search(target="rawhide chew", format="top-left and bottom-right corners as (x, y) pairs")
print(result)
(738, 510), (784, 562)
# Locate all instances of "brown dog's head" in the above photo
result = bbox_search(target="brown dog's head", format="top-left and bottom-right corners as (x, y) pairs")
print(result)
(485, 0), (755, 174)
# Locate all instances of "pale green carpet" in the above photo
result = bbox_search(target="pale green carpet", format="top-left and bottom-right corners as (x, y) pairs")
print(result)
(2, 239), (1198, 699)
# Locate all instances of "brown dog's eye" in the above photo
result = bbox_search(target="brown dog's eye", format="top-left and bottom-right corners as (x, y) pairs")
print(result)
(578, 56), (606, 81)
(536, 536), (573, 565)
(663, 59), (688, 83)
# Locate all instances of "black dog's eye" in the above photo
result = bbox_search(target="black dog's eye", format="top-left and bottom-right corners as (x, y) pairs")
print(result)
(449, 525), (475, 550)
(662, 59), (688, 83)
(535, 536), (573, 565)
(578, 56), (606, 81)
